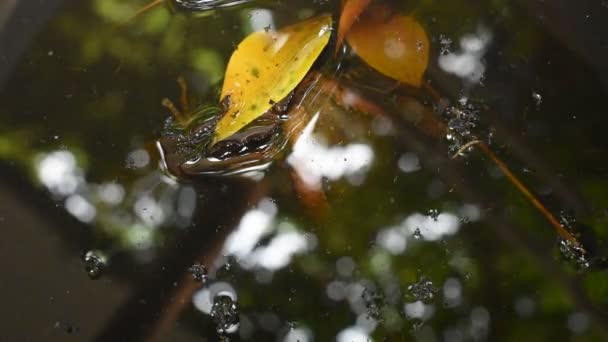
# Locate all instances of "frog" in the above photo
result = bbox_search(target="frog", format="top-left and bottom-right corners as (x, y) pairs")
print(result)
(157, 71), (321, 178)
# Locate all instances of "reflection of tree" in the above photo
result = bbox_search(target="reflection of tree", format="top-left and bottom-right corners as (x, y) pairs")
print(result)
(0, 0), (608, 341)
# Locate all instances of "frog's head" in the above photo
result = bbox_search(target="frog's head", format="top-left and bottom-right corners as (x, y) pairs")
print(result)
(157, 104), (286, 178)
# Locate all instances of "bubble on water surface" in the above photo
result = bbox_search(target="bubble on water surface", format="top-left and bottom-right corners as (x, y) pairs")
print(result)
(84, 250), (107, 279)
(427, 209), (440, 221)
(532, 91), (542, 108)
(406, 277), (437, 302)
(211, 293), (240, 334)
(188, 262), (208, 282)
(54, 320), (79, 335)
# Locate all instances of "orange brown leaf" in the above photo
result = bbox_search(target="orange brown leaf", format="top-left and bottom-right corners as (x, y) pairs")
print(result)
(346, 12), (429, 87)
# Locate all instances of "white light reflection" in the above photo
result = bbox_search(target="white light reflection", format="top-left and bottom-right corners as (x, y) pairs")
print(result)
(97, 182), (125, 205)
(283, 326), (313, 342)
(514, 295), (536, 318)
(223, 198), (277, 260)
(438, 27), (492, 84)
(177, 186), (197, 218)
(36, 150), (82, 196)
(248, 9), (275, 32)
(404, 212), (460, 241)
(34, 147), (191, 252)
(134, 195), (165, 227)
(470, 306), (490, 340)
(336, 326), (372, 342)
(247, 231), (314, 270)
(567, 312), (590, 334)
(125, 149), (150, 169)
(336, 256), (356, 277)
(459, 203), (481, 222)
(374, 211), (461, 256)
(443, 278), (463, 308)
(287, 113), (374, 190)
(223, 200), (316, 272)
(398, 152), (421, 173)
(65, 194), (96, 223)
(404, 301), (435, 321)
(376, 228), (407, 255)
(327, 280), (348, 301)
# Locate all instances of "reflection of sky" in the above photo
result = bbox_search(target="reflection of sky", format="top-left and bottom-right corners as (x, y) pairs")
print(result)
(336, 326), (372, 342)
(404, 212), (460, 241)
(222, 198), (317, 271)
(287, 113), (374, 190)
(438, 27), (492, 83)
(247, 8), (275, 32)
(404, 300), (435, 320)
(37, 150), (83, 197)
(283, 326), (313, 342)
(375, 208), (474, 257)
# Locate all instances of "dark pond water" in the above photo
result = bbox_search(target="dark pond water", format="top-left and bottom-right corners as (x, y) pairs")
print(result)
(1, 0), (608, 341)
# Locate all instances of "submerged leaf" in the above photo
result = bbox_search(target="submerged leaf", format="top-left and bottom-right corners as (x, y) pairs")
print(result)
(214, 15), (332, 143)
(346, 11), (429, 87)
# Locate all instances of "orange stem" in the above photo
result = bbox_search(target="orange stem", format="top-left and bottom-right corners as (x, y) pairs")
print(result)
(128, 0), (165, 23)
(475, 141), (583, 249)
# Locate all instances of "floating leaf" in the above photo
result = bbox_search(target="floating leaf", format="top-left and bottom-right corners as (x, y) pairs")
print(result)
(346, 11), (429, 87)
(214, 15), (332, 143)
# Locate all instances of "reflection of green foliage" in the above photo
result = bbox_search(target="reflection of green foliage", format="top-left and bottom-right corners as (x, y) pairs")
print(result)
(0, 0), (607, 341)
(585, 272), (608, 306)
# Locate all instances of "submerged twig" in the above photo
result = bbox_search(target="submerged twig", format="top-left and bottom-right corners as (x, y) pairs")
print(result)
(128, 0), (165, 23)
(475, 141), (583, 250)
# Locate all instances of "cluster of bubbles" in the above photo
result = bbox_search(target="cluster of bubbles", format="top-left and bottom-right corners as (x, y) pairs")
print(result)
(361, 287), (385, 321)
(442, 101), (481, 157)
(406, 277), (437, 303)
(558, 239), (590, 270)
(211, 294), (240, 335)
(189, 262), (209, 282)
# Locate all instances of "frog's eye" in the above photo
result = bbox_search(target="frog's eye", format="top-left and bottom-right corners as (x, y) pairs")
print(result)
(340, 1), (430, 88)
(213, 14), (332, 143)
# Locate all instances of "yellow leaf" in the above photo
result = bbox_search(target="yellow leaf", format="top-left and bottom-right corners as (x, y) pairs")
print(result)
(214, 14), (332, 143)
(346, 11), (429, 87)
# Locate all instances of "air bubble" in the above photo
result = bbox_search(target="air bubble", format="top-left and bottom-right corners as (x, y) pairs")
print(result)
(532, 91), (542, 108)
(84, 250), (107, 279)
(427, 209), (440, 221)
